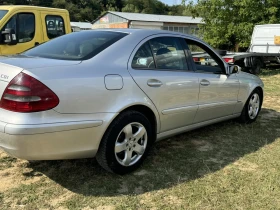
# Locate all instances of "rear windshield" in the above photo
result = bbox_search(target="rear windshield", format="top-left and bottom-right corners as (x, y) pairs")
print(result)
(0, 10), (8, 20)
(23, 31), (128, 60)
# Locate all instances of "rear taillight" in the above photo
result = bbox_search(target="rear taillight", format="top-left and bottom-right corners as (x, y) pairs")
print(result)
(193, 57), (199, 62)
(224, 58), (234, 63)
(0, 73), (59, 112)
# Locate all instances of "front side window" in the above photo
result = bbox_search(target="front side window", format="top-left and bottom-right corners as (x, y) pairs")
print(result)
(18, 13), (35, 43)
(186, 39), (225, 74)
(46, 15), (65, 39)
(2, 13), (35, 43)
(0, 10), (8, 20)
(23, 31), (128, 60)
(150, 37), (188, 70)
(2, 15), (16, 33)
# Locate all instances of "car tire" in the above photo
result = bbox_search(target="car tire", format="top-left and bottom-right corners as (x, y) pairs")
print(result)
(251, 57), (262, 75)
(96, 110), (154, 174)
(239, 89), (262, 124)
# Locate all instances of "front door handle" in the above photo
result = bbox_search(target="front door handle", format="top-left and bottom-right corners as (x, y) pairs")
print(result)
(200, 79), (210, 86)
(147, 79), (163, 87)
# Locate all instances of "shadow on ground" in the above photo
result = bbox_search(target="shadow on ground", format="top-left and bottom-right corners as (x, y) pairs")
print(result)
(261, 65), (280, 76)
(27, 108), (280, 196)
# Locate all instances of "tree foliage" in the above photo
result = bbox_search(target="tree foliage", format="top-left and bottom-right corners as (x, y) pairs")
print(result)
(0, 0), (192, 21)
(188, 0), (280, 51)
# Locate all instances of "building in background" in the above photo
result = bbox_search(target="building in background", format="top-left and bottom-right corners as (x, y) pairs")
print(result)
(70, 22), (92, 31)
(92, 11), (203, 36)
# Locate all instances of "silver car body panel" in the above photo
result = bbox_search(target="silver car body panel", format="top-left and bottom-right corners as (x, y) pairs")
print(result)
(0, 29), (264, 160)
(157, 113), (241, 141)
(193, 73), (240, 123)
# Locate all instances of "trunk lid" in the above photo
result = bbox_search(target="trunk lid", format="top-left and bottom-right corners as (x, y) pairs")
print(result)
(0, 55), (81, 99)
(0, 55), (81, 69)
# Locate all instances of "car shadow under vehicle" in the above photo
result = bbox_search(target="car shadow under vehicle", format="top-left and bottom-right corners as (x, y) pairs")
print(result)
(26, 108), (280, 196)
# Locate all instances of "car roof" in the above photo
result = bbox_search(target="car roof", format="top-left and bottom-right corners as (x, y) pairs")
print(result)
(88, 28), (202, 42)
(0, 5), (68, 12)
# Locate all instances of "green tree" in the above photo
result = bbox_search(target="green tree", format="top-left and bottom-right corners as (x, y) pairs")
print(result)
(52, 0), (101, 21)
(188, 0), (280, 51)
(122, 4), (140, 13)
(123, 0), (168, 14)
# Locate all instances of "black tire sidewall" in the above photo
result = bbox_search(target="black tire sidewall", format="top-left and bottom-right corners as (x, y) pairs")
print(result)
(252, 58), (262, 75)
(241, 89), (262, 123)
(99, 111), (153, 174)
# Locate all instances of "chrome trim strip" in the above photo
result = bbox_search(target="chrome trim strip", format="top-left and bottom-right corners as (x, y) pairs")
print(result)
(3, 94), (41, 102)
(5, 120), (103, 135)
(8, 85), (30, 91)
(162, 105), (198, 115)
(156, 113), (240, 141)
(199, 101), (237, 110)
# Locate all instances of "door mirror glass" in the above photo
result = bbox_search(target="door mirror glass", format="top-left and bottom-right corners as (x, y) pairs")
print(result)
(229, 65), (241, 74)
(2, 28), (17, 45)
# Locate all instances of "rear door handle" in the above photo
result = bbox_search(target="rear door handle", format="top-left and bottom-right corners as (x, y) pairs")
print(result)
(200, 79), (210, 86)
(147, 79), (163, 87)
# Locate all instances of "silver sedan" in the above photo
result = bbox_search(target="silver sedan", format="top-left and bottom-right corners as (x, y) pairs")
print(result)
(0, 29), (264, 174)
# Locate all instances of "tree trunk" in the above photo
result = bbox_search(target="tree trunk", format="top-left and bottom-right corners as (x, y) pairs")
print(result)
(235, 43), (240, 52)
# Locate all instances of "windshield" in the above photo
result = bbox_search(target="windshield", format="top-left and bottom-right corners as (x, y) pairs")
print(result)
(0, 10), (8, 21)
(23, 31), (128, 60)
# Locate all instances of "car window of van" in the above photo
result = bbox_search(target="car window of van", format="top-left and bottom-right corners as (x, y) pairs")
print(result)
(2, 15), (16, 33)
(45, 15), (65, 39)
(2, 13), (35, 43)
(0, 10), (8, 20)
(18, 13), (35, 43)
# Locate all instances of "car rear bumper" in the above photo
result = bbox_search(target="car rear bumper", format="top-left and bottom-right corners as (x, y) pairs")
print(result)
(0, 111), (118, 160)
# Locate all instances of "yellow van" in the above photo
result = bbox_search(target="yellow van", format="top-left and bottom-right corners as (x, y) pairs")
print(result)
(0, 5), (72, 55)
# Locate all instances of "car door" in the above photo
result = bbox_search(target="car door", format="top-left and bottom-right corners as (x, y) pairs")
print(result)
(0, 11), (40, 55)
(128, 36), (200, 133)
(184, 38), (240, 123)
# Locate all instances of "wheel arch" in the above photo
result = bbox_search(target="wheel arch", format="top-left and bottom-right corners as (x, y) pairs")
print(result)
(118, 104), (159, 139)
(244, 86), (264, 109)
(99, 103), (160, 147)
(253, 86), (264, 105)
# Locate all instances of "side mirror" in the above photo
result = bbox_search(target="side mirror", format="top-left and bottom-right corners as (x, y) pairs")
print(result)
(1, 28), (17, 45)
(229, 65), (241, 74)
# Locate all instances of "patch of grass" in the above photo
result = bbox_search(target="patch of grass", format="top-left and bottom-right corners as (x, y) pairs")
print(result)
(260, 68), (280, 96)
(0, 68), (280, 209)
(0, 156), (17, 170)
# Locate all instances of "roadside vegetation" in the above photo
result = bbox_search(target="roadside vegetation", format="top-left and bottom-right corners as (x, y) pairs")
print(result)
(0, 67), (280, 210)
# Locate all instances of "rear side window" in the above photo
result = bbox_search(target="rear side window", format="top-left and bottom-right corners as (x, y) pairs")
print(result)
(132, 37), (188, 71)
(23, 31), (128, 60)
(46, 15), (65, 39)
(132, 42), (155, 69)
